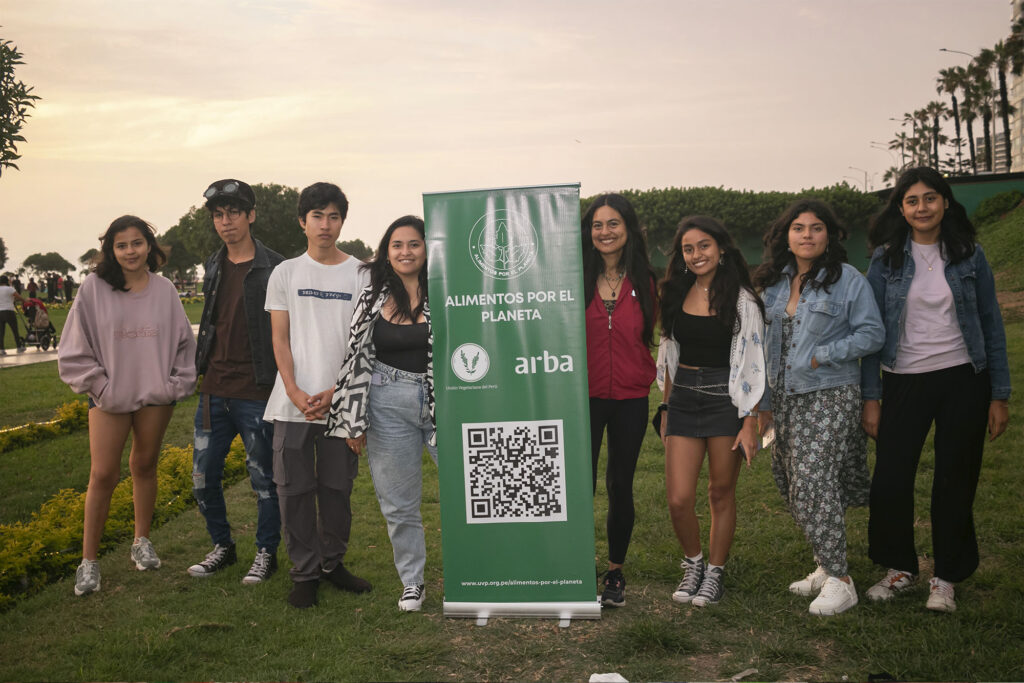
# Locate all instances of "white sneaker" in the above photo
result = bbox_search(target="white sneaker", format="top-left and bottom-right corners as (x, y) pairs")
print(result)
(74, 559), (101, 596)
(866, 568), (917, 601)
(926, 577), (956, 613)
(398, 584), (425, 612)
(809, 576), (858, 616)
(789, 566), (828, 597)
(130, 537), (161, 570)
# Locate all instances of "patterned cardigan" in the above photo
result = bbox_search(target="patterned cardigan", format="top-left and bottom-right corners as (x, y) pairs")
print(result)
(325, 285), (436, 446)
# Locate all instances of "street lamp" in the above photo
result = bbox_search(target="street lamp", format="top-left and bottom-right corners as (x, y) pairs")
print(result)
(870, 141), (898, 166)
(848, 166), (870, 192)
(939, 48), (976, 59)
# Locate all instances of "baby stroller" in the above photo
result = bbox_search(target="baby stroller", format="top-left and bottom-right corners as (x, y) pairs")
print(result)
(20, 298), (58, 351)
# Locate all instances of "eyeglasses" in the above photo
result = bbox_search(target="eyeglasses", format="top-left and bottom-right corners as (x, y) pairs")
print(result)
(212, 207), (244, 221)
(204, 181), (241, 198)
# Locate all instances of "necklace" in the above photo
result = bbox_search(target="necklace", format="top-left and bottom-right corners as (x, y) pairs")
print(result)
(917, 244), (940, 272)
(601, 268), (625, 299)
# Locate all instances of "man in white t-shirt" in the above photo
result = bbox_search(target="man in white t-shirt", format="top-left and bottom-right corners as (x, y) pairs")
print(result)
(265, 182), (371, 608)
(0, 275), (26, 355)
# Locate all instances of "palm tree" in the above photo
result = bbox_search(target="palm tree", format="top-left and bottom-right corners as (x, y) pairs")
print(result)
(968, 59), (996, 171)
(960, 72), (980, 173)
(978, 43), (1016, 168)
(937, 66), (967, 173)
(913, 108), (932, 166)
(925, 101), (948, 169)
(889, 132), (910, 168)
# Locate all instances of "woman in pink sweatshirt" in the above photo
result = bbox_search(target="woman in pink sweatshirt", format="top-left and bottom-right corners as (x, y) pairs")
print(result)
(58, 215), (197, 596)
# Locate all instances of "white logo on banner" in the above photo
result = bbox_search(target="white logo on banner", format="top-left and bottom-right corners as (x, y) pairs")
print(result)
(467, 208), (539, 280)
(452, 342), (490, 382)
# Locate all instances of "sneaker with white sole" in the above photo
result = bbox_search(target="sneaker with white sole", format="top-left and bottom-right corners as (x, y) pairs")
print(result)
(866, 568), (918, 601)
(691, 566), (724, 607)
(242, 548), (277, 585)
(74, 559), (101, 596)
(398, 584), (425, 611)
(672, 558), (705, 603)
(188, 542), (237, 577)
(926, 577), (956, 613)
(809, 576), (858, 615)
(130, 537), (161, 570)
(790, 566), (828, 597)
(600, 568), (626, 607)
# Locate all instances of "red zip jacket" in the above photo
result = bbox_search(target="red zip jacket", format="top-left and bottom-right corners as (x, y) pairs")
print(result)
(585, 274), (657, 399)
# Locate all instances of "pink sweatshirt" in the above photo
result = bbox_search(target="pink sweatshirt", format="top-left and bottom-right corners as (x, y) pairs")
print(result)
(58, 273), (197, 413)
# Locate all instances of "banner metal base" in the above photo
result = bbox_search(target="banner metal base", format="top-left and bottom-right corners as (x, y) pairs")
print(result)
(443, 600), (602, 627)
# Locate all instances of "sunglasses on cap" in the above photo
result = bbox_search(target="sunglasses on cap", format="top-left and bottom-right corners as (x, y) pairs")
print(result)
(204, 181), (242, 198)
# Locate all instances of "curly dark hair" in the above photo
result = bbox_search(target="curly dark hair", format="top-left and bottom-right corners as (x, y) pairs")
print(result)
(754, 198), (848, 293)
(868, 166), (976, 269)
(659, 215), (762, 336)
(361, 215), (427, 323)
(95, 215), (166, 292)
(581, 193), (657, 347)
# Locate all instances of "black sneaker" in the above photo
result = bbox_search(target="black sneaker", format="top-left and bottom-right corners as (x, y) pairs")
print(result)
(321, 564), (372, 593)
(600, 568), (626, 607)
(187, 542), (237, 577)
(242, 548), (277, 585)
(288, 579), (319, 608)
(672, 558), (705, 603)
(692, 566), (724, 607)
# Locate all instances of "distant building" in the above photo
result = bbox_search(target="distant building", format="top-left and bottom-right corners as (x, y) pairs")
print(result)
(977, 132), (1010, 173)
(1011, 0), (1024, 171)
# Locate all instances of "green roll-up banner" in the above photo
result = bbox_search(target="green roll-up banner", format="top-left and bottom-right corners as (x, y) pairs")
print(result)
(424, 184), (600, 624)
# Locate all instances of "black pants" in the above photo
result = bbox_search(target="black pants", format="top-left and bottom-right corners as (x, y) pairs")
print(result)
(0, 310), (21, 348)
(590, 396), (649, 565)
(868, 364), (990, 583)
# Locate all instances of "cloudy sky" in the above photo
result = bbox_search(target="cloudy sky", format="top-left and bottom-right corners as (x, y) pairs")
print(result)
(0, 0), (1013, 271)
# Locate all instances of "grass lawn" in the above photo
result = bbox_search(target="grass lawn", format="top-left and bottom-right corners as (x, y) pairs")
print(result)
(0, 322), (1021, 681)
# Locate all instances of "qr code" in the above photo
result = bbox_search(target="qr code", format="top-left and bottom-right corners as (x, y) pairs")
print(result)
(462, 420), (567, 524)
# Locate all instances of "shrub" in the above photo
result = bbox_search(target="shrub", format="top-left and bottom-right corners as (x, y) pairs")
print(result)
(0, 401), (88, 453)
(972, 190), (1024, 227)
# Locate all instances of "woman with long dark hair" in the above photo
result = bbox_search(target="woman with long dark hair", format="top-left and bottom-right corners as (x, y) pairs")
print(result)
(327, 215), (436, 612)
(861, 167), (1010, 612)
(658, 216), (765, 607)
(755, 199), (884, 615)
(58, 215), (197, 596)
(581, 193), (658, 608)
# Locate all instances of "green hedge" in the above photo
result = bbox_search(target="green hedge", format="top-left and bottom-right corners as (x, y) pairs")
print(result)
(0, 402), (88, 453)
(0, 439), (246, 609)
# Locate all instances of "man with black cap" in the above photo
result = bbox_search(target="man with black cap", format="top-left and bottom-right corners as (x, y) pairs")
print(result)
(188, 179), (285, 585)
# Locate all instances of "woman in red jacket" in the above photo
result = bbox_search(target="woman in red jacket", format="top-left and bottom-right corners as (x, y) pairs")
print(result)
(582, 193), (657, 608)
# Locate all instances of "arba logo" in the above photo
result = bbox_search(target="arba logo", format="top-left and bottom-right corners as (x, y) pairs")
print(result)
(514, 350), (574, 375)
(452, 343), (490, 382)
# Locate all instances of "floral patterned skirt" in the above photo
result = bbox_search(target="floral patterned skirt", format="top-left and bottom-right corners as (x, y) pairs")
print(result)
(771, 317), (870, 576)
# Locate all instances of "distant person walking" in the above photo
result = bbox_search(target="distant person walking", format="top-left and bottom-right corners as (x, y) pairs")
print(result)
(0, 275), (26, 354)
(64, 274), (75, 302)
(58, 215), (197, 597)
(27, 278), (37, 298)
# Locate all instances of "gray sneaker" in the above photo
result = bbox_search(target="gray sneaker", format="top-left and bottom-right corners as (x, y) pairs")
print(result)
(691, 566), (724, 607)
(672, 558), (705, 603)
(74, 559), (101, 596)
(130, 537), (161, 570)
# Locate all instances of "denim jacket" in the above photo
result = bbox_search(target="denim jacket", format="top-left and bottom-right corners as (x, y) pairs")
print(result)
(760, 263), (884, 411)
(195, 238), (285, 388)
(860, 237), (1011, 401)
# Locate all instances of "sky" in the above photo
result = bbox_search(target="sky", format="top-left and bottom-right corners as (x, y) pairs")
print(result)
(0, 0), (1014, 272)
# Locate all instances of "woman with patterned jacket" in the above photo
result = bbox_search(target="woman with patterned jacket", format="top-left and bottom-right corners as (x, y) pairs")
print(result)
(327, 215), (435, 613)
(656, 215), (765, 608)
(755, 199), (884, 616)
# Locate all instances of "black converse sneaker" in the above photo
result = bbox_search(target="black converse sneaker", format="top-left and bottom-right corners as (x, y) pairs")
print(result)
(672, 558), (705, 603)
(187, 542), (237, 577)
(691, 566), (724, 607)
(398, 584), (425, 611)
(242, 548), (277, 585)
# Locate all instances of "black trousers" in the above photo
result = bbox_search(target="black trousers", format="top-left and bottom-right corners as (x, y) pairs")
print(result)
(590, 396), (649, 565)
(868, 364), (990, 583)
(0, 310), (21, 347)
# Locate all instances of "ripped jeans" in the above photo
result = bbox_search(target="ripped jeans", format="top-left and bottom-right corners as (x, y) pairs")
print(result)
(193, 394), (280, 553)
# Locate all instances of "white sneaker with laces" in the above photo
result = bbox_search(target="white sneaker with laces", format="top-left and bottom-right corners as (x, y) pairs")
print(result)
(926, 577), (956, 613)
(809, 576), (858, 615)
(74, 559), (101, 596)
(130, 537), (161, 570)
(398, 584), (425, 612)
(866, 568), (917, 601)
(789, 566), (828, 597)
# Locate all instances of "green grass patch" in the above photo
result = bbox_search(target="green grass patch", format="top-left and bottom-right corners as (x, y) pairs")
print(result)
(979, 204), (1024, 292)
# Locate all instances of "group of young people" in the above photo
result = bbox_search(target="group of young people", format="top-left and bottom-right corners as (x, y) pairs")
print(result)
(55, 165), (1010, 617)
(585, 165), (1010, 616)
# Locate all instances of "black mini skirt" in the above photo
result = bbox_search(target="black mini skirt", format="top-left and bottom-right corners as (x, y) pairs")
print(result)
(665, 366), (741, 438)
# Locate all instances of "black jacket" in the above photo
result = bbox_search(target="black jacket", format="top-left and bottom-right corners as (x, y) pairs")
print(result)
(195, 238), (284, 388)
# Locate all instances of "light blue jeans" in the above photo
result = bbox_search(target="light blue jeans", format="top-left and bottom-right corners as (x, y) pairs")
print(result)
(366, 360), (437, 587)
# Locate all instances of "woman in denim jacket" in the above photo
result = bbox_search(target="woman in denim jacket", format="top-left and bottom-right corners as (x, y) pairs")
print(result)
(861, 167), (1010, 613)
(755, 199), (884, 616)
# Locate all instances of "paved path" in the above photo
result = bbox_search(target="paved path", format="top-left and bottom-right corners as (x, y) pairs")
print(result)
(0, 325), (201, 369)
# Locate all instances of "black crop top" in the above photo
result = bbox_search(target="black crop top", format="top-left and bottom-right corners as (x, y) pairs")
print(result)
(673, 311), (731, 368)
(373, 317), (429, 373)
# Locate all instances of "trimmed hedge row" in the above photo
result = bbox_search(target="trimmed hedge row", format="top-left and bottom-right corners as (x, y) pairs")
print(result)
(0, 439), (246, 609)
(0, 401), (88, 454)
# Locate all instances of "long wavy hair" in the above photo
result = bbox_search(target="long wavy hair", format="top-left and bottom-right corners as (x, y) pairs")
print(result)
(869, 166), (976, 269)
(754, 199), (848, 293)
(362, 215), (427, 323)
(581, 193), (657, 347)
(659, 215), (762, 336)
(94, 215), (166, 292)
